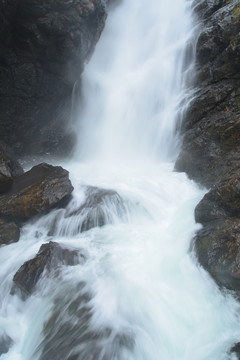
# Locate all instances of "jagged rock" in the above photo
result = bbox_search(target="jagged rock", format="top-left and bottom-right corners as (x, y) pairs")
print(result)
(0, 163), (74, 220)
(48, 186), (126, 236)
(175, 0), (240, 188)
(195, 169), (240, 224)
(0, 0), (107, 156)
(194, 219), (240, 291)
(0, 334), (13, 356)
(13, 241), (86, 295)
(0, 218), (20, 245)
(67, 186), (124, 231)
(0, 141), (24, 194)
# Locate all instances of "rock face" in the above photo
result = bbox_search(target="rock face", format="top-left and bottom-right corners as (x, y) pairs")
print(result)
(13, 241), (86, 295)
(0, 163), (73, 220)
(174, 0), (240, 294)
(175, 0), (240, 188)
(0, 141), (24, 194)
(0, 0), (107, 156)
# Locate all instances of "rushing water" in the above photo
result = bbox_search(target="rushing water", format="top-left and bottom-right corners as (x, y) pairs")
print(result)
(1, 0), (240, 359)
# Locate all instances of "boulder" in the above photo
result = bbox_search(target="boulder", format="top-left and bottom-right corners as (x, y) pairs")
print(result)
(0, 163), (74, 220)
(0, 141), (24, 194)
(194, 219), (240, 291)
(13, 241), (86, 295)
(0, 0), (107, 156)
(67, 186), (125, 231)
(0, 218), (20, 246)
(49, 186), (126, 236)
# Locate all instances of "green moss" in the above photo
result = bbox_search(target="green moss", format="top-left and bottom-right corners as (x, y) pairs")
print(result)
(198, 236), (211, 252)
(232, 4), (240, 21)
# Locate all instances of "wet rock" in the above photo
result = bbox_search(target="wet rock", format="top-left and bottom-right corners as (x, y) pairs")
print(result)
(35, 282), (135, 360)
(0, 163), (74, 220)
(231, 342), (240, 359)
(0, 218), (20, 245)
(0, 334), (13, 356)
(67, 186), (125, 231)
(175, 0), (240, 188)
(0, 141), (24, 194)
(0, 0), (107, 156)
(48, 186), (126, 236)
(13, 241), (86, 295)
(194, 219), (240, 291)
(195, 169), (240, 224)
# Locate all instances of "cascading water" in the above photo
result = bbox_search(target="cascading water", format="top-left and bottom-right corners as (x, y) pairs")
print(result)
(1, 0), (240, 359)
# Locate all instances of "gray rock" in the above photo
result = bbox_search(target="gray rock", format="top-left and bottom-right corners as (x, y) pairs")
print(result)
(13, 241), (86, 295)
(0, 218), (20, 246)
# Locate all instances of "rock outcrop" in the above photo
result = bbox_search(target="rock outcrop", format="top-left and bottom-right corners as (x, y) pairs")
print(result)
(13, 241), (86, 295)
(175, 1), (240, 293)
(0, 163), (74, 221)
(0, 0), (107, 156)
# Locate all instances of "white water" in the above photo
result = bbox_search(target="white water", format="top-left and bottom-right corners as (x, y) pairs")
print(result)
(1, 0), (240, 359)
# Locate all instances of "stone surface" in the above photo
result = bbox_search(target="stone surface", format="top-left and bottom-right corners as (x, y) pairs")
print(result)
(0, 0), (107, 156)
(48, 185), (126, 236)
(175, 0), (240, 188)
(0, 141), (24, 194)
(13, 241), (86, 295)
(66, 186), (125, 232)
(0, 218), (20, 246)
(194, 218), (240, 291)
(0, 163), (74, 220)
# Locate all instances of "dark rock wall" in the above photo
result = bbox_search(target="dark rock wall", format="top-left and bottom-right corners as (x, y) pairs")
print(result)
(0, 0), (107, 156)
(175, 0), (240, 294)
(176, 0), (240, 188)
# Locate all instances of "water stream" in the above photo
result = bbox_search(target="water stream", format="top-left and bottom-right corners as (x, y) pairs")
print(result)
(1, 0), (240, 359)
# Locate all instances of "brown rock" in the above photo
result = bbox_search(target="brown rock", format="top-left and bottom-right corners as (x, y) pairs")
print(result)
(13, 241), (86, 295)
(0, 163), (74, 220)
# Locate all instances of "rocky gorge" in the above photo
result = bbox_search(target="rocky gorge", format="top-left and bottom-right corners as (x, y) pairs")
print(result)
(0, 0), (240, 358)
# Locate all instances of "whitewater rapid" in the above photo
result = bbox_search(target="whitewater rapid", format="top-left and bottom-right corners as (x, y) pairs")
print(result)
(1, 0), (240, 359)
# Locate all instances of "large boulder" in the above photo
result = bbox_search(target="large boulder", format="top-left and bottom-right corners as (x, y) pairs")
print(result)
(0, 163), (74, 220)
(0, 0), (107, 156)
(13, 241), (86, 295)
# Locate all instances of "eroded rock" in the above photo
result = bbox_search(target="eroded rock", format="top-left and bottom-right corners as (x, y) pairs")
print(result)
(0, 163), (74, 220)
(13, 241), (86, 295)
(0, 218), (20, 246)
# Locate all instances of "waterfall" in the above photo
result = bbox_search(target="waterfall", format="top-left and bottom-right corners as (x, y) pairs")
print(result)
(1, 0), (240, 359)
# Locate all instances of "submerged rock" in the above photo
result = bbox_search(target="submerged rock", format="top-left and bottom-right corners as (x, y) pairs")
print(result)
(13, 241), (86, 295)
(0, 334), (13, 356)
(0, 163), (74, 220)
(0, 218), (20, 246)
(49, 186), (127, 236)
(34, 282), (135, 360)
